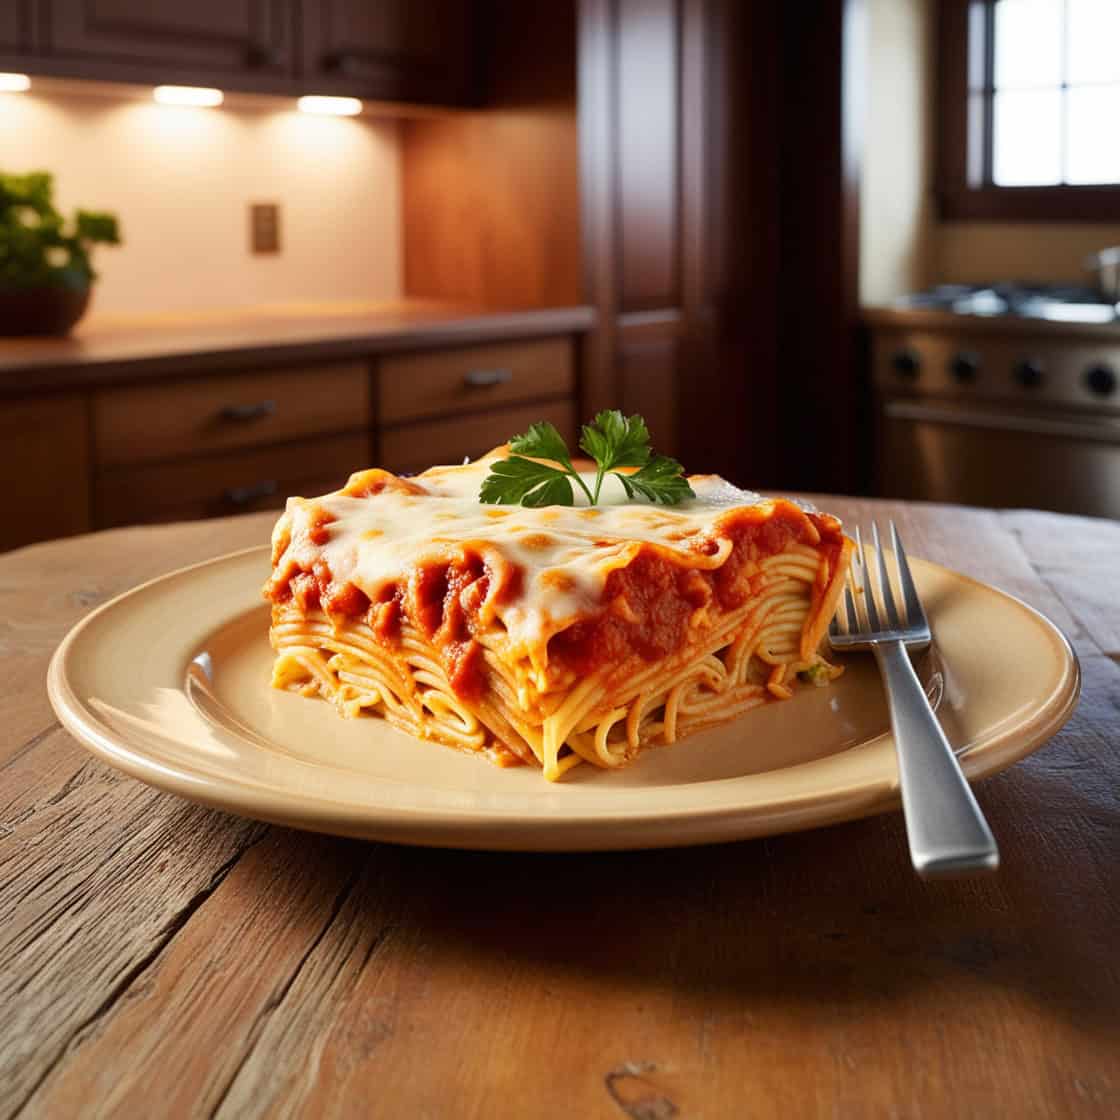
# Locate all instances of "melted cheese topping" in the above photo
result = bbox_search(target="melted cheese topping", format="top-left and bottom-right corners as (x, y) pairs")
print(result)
(273, 453), (820, 656)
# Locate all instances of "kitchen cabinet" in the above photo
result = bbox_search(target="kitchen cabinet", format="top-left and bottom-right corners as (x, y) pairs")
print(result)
(2, 0), (476, 105)
(96, 432), (370, 527)
(0, 328), (582, 550)
(301, 0), (474, 104)
(46, 0), (293, 80)
(380, 400), (576, 477)
(91, 361), (369, 467)
(378, 339), (573, 425)
(0, 396), (90, 552)
(579, 0), (684, 460)
(0, 1), (35, 53)
(579, 0), (864, 490)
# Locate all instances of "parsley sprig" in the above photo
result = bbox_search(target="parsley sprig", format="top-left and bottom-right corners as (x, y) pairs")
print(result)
(479, 410), (695, 507)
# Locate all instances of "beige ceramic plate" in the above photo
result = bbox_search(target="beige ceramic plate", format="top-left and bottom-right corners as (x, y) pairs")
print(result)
(47, 546), (1079, 851)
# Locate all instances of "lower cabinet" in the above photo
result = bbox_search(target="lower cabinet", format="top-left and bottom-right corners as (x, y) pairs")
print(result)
(95, 431), (371, 527)
(380, 399), (576, 476)
(1, 333), (580, 551)
(0, 395), (91, 553)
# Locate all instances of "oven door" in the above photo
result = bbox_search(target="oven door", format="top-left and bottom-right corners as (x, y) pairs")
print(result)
(881, 399), (1120, 518)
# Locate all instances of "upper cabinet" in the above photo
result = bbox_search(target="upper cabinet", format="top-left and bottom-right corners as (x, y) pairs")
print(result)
(302, 0), (474, 104)
(46, 0), (293, 81)
(0, 0), (476, 106)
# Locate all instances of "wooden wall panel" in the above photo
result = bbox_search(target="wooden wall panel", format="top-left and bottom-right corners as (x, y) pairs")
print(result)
(401, 1), (581, 311)
(616, 0), (681, 313)
(580, 0), (683, 445)
(678, 0), (780, 486)
(776, 0), (866, 493)
(619, 327), (678, 457)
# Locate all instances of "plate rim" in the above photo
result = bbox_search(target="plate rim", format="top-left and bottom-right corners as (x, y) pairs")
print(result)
(46, 544), (1082, 850)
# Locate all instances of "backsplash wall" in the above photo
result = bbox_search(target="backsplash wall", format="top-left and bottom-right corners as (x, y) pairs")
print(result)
(1, 89), (401, 316)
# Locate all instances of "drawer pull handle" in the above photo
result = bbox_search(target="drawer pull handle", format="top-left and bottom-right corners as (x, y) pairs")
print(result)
(220, 400), (277, 422)
(463, 368), (513, 388)
(223, 479), (279, 506)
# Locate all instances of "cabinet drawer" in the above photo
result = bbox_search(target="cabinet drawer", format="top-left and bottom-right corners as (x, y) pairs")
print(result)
(380, 401), (576, 476)
(96, 433), (370, 528)
(93, 363), (370, 467)
(378, 339), (573, 424)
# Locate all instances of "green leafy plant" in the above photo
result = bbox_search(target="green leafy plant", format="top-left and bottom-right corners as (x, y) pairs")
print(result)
(479, 410), (695, 507)
(0, 171), (121, 290)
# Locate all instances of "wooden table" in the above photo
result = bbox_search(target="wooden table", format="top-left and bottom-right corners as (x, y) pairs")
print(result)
(2, 499), (1118, 1118)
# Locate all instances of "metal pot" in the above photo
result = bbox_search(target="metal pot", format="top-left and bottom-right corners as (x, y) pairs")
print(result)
(1084, 246), (1120, 303)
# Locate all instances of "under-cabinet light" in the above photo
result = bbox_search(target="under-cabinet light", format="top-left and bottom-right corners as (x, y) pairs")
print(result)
(297, 95), (362, 117)
(153, 85), (224, 108)
(0, 74), (31, 93)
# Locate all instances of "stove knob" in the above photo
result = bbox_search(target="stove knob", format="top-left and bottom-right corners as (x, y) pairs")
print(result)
(891, 348), (921, 380)
(1085, 364), (1117, 397)
(950, 351), (980, 383)
(1014, 359), (1044, 389)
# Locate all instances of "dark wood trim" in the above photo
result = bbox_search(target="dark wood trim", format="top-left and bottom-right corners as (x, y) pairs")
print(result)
(771, 0), (866, 493)
(615, 308), (682, 331)
(577, 0), (620, 415)
(940, 184), (1120, 223)
(936, 0), (1120, 222)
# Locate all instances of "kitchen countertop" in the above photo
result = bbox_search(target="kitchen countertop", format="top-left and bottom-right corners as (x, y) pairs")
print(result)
(2, 498), (1118, 1117)
(0, 300), (596, 394)
(865, 304), (1120, 340)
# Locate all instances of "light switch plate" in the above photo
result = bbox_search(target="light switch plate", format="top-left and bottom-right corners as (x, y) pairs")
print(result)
(250, 202), (281, 254)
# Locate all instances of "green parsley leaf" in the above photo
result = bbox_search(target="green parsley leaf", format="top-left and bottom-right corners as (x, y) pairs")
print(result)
(618, 454), (696, 505)
(578, 410), (651, 471)
(509, 421), (576, 469)
(478, 412), (693, 507)
(478, 455), (575, 506)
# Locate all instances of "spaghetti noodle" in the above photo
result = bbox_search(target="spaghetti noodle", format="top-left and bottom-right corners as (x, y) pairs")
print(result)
(263, 449), (853, 781)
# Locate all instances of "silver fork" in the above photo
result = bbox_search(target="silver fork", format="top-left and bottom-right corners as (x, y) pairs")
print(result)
(829, 522), (999, 878)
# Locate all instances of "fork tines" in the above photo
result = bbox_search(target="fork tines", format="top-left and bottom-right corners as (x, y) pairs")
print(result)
(830, 521), (930, 647)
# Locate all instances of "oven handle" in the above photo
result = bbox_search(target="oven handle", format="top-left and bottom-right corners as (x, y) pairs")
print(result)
(885, 399), (1120, 445)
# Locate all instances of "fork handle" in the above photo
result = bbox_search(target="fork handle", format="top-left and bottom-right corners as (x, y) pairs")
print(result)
(874, 640), (999, 878)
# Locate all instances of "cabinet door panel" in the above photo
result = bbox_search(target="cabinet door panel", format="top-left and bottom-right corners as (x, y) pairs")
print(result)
(619, 330), (678, 458)
(48, 0), (291, 76)
(302, 0), (473, 104)
(616, 0), (680, 312)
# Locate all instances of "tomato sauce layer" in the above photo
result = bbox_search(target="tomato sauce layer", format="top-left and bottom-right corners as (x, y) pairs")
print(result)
(547, 505), (843, 678)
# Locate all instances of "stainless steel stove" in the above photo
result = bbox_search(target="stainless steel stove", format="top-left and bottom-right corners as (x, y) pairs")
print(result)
(868, 284), (1120, 519)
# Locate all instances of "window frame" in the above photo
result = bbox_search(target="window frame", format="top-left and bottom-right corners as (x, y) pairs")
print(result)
(937, 0), (1120, 221)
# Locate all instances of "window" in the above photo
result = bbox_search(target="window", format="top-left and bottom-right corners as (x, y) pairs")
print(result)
(937, 0), (1120, 219)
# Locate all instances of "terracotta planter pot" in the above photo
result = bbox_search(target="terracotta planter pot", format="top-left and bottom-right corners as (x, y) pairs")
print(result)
(0, 285), (92, 336)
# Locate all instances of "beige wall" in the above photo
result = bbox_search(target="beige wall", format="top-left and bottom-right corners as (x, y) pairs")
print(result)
(939, 222), (1120, 285)
(860, 0), (935, 305)
(1, 88), (401, 316)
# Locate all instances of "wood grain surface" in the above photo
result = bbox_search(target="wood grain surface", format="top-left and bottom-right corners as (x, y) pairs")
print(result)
(0, 303), (594, 394)
(1, 498), (1118, 1119)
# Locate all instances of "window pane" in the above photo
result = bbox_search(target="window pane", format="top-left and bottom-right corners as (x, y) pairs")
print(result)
(1066, 85), (1120, 183)
(993, 88), (1062, 184)
(1068, 0), (1120, 84)
(994, 0), (1063, 90)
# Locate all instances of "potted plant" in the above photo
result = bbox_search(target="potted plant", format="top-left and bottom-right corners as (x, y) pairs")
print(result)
(0, 171), (121, 336)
